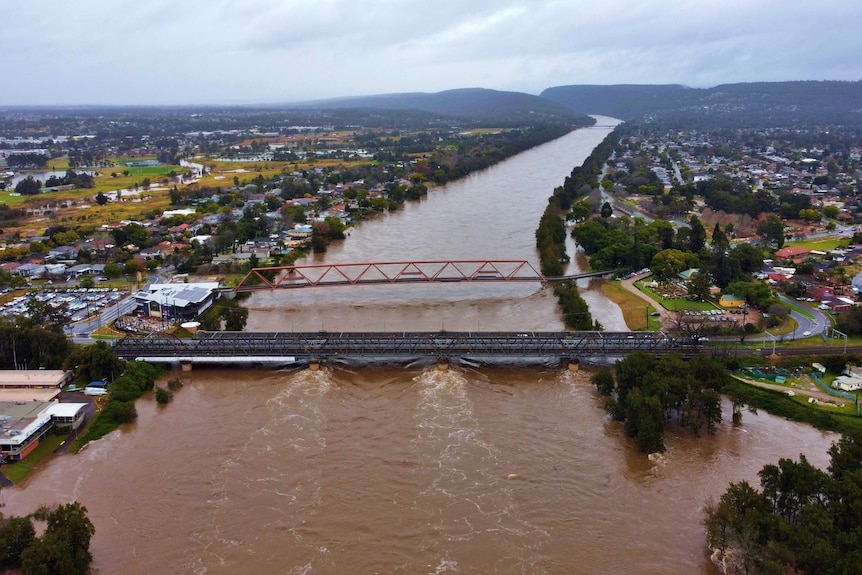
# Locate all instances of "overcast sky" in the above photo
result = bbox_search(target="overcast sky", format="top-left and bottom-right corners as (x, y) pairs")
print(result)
(4, 0), (861, 106)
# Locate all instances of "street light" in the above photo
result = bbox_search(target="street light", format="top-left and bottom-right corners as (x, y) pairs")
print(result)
(832, 328), (848, 354)
(764, 329), (777, 355)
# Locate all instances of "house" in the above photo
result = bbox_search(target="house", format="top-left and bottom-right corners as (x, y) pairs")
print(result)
(287, 224), (314, 240)
(833, 375), (862, 392)
(139, 243), (171, 261)
(0, 370), (72, 402)
(45, 263), (67, 277)
(66, 264), (90, 278)
(47, 245), (78, 261)
(719, 294), (746, 309)
(15, 263), (46, 278)
(775, 246), (811, 260)
(677, 268), (700, 281)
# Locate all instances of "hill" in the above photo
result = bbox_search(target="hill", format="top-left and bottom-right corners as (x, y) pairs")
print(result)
(293, 88), (594, 127)
(541, 81), (862, 127)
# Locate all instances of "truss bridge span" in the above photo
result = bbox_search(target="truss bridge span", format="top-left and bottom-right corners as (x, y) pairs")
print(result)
(230, 260), (616, 292)
(113, 331), (703, 369)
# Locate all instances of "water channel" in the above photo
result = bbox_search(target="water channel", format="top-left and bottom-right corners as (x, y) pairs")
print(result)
(3, 119), (839, 574)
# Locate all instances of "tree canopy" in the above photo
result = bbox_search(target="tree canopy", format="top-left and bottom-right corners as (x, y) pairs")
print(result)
(596, 353), (728, 453)
(704, 434), (862, 575)
(0, 503), (95, 575)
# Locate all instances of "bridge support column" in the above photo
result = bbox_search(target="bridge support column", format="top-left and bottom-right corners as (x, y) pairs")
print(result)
(567, 358), (580, 372)
(437, 359), (449, 372)
(308, 360), (321, 371)
(180, 360), (193, 372)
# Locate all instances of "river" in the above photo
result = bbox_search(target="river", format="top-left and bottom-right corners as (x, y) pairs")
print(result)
(245, 118), (626, 333)
(2, 119), (839, 574)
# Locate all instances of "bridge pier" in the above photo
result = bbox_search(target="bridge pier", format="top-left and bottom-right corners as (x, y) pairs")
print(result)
(308, 360), (321, 371)
(567, 358), (580, 372)
(437, 359), (449, 372)
(180, 360), (193, 372)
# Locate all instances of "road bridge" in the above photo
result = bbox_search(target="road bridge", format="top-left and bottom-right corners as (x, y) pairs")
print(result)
(231, 260), (615, 292)
(113, 330), (703, 369)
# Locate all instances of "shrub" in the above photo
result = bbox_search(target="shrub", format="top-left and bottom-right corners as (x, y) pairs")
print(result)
(155, 386), (172, 404)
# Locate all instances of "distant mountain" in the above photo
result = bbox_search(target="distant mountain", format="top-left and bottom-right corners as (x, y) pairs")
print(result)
(293, 88), (593, 126)
(541, 81), (862, 127)
(540, 84), (690, 120)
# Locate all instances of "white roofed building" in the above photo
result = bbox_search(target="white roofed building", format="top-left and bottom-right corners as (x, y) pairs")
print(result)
(0, 400), (86, 462)
(133, 282), (220, 321)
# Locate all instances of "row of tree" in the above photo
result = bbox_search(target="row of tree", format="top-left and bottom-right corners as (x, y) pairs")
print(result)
(535, 129), (622, 326)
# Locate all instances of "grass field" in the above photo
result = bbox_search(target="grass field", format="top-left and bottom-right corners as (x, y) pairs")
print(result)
(196, 157), (367, 189)
(784, 237), (852, 251)
(635, 281), (717, 311)
(600, 280), (658, 330)
(2, 433), (65, 484)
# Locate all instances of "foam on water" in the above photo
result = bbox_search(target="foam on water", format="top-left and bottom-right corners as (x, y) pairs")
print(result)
(412, 368), (550, 573)
(187, 369), (337, 574)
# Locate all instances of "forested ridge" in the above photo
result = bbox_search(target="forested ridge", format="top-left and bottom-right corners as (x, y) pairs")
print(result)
(541, 80), (862, 127)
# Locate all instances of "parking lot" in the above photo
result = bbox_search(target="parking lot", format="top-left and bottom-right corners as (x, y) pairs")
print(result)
(0, 287), (128, 323)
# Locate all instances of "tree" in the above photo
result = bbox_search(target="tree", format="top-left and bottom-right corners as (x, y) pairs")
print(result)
(650, 249), (697, 281)
(686, 271), (711, 301)
(103, 262), (122, 278)
(21, 502), (94, 575)
(704, 434), (862, 575)
(0, 515), (36, 569)
(223, 305), (249, 331)
(569, 199), (593, 222)
(591, 367), (615, 396)
(554, 280), (596, 330)
(688, 215), (707, 253)
(95, 192), (108, 206)
(757, 213), (786, 249)
(711, 222), (729, 253)
(155, 386), (173, 404)
(14, 176), (41, 196)
(20, 297), (67, 330)
(822, 205), (840, 219)
(600, 201), (613, 219)
(729, 243), (764, 275)
(798, 208), (821, 223)
(63, 341), (125, 382)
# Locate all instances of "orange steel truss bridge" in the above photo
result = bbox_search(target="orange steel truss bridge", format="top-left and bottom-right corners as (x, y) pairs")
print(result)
(232, 260), (614, 292)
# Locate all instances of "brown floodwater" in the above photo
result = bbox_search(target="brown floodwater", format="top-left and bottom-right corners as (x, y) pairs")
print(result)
(1, 120), (839, 574)
(3, 367), (836, 574)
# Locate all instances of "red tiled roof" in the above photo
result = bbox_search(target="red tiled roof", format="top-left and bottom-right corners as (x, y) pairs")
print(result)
(775, 246), (810, 259)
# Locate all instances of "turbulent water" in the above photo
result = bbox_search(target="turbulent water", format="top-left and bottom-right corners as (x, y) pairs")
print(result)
(3, 368), (836, 574)
(2, 120), (839, 574)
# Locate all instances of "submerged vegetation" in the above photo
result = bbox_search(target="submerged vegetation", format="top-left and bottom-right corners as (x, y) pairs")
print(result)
(704, 434), (862, 575)
(592, 353), (729, 453)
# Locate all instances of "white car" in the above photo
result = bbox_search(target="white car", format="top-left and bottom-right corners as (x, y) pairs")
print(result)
(802, 330), (811, 336)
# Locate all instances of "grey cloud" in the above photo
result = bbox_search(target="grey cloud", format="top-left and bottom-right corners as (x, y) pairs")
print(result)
(3, 0), (861, 105)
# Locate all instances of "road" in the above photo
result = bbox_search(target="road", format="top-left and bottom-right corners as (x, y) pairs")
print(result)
(62, 267), (174, 341)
